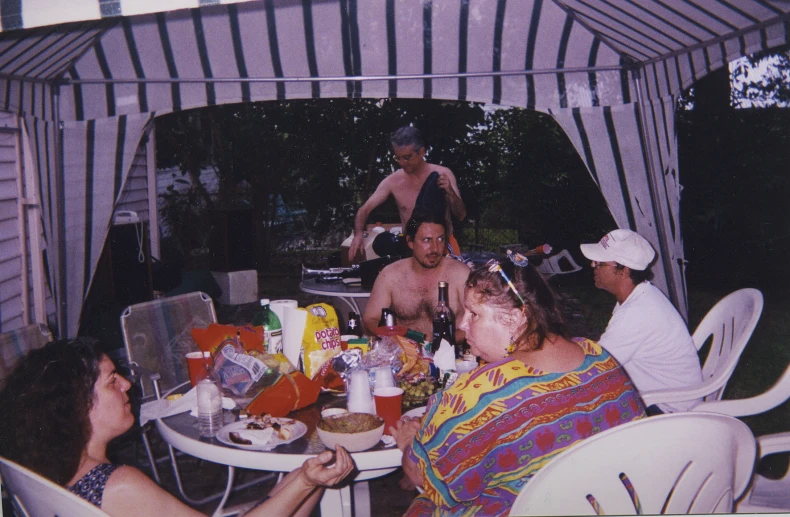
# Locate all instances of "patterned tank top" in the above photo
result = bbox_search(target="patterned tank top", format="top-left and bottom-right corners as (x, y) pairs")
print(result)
(67, 463), (119, 508)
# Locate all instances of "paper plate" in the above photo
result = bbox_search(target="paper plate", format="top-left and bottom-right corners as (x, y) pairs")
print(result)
(216, 418), (307, 451)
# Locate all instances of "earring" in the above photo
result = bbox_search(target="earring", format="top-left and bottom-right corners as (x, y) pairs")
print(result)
(506, 338), (517, 355)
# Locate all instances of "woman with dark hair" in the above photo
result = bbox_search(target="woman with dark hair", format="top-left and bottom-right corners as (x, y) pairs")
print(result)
(391, 257), (646, 516)
(0, 338), (354, 517)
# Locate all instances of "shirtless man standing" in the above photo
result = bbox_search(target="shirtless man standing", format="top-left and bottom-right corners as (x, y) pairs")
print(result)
(348, 126), (466, 261)
(362, 210), (471, 339)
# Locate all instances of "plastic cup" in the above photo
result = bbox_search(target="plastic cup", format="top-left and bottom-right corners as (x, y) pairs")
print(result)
(347, 370), (375, 414)
(185, 351), (205, 387)
(374, 387), (404, 435)
(373, 366), (396, 390)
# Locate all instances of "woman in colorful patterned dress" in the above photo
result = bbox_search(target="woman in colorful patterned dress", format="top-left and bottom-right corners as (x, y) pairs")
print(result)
(0, 337), (355, 517)
(392, 258), (646, 516)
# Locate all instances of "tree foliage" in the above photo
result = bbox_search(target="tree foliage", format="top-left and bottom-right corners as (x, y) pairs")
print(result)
(156, 99), (616, 265)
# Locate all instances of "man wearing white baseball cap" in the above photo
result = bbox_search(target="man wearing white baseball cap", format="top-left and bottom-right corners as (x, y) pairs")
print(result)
(581, 229), (702, 414)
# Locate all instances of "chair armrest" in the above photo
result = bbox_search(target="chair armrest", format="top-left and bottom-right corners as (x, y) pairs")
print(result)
(127, 361), (163, 400)
(756, 432), (790, 457)
(640, 381), (722, 406)
(692, 364), (790, 417)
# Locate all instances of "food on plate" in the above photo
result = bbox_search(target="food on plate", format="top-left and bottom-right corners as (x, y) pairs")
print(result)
(318, 413), (384, 434)
(229, 432), (252, 445)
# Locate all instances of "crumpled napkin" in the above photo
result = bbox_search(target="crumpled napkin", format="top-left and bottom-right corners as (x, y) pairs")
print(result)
(433, 339), (456, 371)
(139, 387), (236, 426)
(380, 435), (397, 448)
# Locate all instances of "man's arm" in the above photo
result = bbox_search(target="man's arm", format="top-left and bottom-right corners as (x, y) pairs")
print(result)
(362, 266), (394, 335)
(349, 178), (393, 260)
(435, 167), (466, 221)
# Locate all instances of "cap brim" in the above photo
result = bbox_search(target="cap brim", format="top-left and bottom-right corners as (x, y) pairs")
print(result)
(580, 243), (615, 263)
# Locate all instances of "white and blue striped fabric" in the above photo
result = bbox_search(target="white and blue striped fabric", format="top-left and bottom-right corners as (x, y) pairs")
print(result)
(0, 0), (787, 335)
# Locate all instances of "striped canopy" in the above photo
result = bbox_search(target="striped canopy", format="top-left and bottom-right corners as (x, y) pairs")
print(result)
(1, 0), (788, 337)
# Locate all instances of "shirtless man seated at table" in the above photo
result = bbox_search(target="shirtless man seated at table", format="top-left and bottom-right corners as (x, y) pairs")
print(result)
(348, 126), (466, 260)
(362, 210), (470, 340)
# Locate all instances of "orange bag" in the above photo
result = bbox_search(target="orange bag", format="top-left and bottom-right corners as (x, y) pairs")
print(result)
(191, 324), (264, 354)
(245, 371), (320, 417)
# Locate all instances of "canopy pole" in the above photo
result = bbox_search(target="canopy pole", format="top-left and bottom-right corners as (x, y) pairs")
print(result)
(633, 70), (685, 319)
(52, 85), (67, 337)
(60, 65), (626, 85)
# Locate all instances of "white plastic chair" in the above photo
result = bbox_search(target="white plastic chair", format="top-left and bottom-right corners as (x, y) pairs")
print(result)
(0, 456), (110, 517)
(641, 288), (763, 409)
(535, 249), (582, 278)
(508, 413), (756, 516)
(693, 363), (790, 512)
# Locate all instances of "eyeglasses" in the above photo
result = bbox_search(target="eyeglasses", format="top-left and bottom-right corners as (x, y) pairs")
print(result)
(486, 259), (526, 306)
(591, 261), (619, 269)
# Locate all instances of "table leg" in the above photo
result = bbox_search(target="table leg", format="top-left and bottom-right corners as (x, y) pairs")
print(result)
(336, 296), (361, 316)
(211, 466), (235, 517)
(320, 486), (353, 517)
(352, 481), (371, 517)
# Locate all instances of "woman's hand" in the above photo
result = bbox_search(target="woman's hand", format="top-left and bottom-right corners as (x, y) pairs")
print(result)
(300, 446), (355, 488)
(391, 417), (422, 453)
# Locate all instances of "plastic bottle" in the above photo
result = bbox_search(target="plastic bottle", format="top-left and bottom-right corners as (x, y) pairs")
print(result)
(253, 298), (283, 355)
(431, 281), (457, 356)
(196, 351), (223, 437)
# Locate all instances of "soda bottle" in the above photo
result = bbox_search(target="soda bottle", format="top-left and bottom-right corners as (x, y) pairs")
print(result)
(431, 281), (457, 357)
(253, 298), (283, 355)
(346, 312), (362, 337)
(196, 351), (223, 437)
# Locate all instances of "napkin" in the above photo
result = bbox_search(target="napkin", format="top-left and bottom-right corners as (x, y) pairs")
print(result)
(139, 387), (236, 426)
(234, 427), (276, 446)
(433, 338), (456, 371)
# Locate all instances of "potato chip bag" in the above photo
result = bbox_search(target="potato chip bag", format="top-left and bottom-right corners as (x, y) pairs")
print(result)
(301, 303), (341, 378)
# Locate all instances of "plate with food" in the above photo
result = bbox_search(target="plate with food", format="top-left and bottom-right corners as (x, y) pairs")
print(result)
(216, 414), (307, 451)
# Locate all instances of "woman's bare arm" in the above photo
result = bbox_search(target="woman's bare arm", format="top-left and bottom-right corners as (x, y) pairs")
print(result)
(100, 448), (355, 517)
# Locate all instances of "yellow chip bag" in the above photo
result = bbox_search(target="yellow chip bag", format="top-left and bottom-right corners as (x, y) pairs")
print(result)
(301, 303), (341, 378)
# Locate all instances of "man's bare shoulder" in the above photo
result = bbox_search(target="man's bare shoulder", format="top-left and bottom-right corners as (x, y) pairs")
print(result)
(441, 257), (473, 278)
(377, 257), (412, 280)
(427, 163), (454, 175)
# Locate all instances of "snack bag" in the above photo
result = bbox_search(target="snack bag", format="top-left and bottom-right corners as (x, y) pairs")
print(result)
(191, 324), (265, 354)
(245, 371), (321, 417)
(301, 303), (342, 378)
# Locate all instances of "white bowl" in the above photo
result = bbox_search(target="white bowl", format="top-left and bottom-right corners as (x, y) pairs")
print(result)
(316, 413), (385, 452)
(321, 408), (349, 418)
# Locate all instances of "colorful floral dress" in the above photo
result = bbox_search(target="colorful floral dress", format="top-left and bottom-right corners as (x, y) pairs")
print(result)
(406, 338), (645, 517)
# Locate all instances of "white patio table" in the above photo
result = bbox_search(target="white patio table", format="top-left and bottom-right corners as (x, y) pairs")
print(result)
(155, 394), (402, 517)
(298, 278), (371, 315)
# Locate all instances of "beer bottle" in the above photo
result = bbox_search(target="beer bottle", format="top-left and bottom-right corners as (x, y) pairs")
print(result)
(431, 281), (457, 357)
(378, 308), (392, 328)
(346, 312), (362, 337)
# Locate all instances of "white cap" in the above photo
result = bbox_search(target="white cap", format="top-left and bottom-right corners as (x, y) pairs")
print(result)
(580, 229), (656, 271)
(260, 298), (270, 306)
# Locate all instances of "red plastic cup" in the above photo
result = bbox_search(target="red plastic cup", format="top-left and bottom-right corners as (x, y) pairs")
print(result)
(374, 387), (404, 435)
(185, 351), (206, 387)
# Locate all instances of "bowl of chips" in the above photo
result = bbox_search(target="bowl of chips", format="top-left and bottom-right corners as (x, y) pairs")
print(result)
(316, 413), (385, 452)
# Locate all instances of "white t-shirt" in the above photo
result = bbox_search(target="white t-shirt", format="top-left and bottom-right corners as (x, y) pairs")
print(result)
(598, 281), (703, 413)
